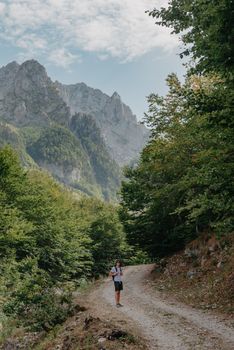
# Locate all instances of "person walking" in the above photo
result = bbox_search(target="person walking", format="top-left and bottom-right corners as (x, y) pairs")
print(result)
(110, 260), (123, 307)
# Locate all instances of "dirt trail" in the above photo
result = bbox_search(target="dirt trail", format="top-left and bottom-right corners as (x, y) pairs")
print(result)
(87, 264), (234, 350)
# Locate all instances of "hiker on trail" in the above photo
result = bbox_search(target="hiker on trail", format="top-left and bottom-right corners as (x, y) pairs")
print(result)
(110, 260), (123, 307)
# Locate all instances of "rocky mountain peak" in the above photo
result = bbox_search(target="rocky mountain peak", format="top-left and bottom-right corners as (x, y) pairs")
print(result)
(0, 59), (149, 166)
(14, 60), (51, 97)
(0, 60), (70, 126)
(0, 61), (20, 98)
(18, 59), (48, 83)
(56, 81), (149, 166)
(0, 59), (149, 199)
(21, 59), (45, 70)
(3, 61), (19, 71)
(111, 91), (121, 100)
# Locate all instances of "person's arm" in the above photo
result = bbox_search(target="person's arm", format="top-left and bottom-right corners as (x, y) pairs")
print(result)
(110, 267), (117, 277)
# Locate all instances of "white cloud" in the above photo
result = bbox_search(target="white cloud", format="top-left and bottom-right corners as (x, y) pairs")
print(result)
(16, 34), (47, 50)
(0, 2), (6, 15)
(48, 48), (81, 68)
(0, 0), (177, 68)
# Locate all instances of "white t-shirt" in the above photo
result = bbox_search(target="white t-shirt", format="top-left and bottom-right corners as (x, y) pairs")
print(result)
(111, 266), (122, 282)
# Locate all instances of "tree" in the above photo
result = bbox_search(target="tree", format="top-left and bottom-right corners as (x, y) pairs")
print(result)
(148, 0), (234, 76)
(0, 146), (127, 330)
(74, 197), (127, 276)
(120, 73), (234, 257)
(148, 0), (234, 129)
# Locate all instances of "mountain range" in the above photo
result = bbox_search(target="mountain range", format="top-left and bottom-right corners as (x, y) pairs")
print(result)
(0, 59), (148, 200)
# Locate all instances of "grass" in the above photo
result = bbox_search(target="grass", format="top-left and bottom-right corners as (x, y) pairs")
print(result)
(33, 325), (62, 350)
(0, 316), (24, 347)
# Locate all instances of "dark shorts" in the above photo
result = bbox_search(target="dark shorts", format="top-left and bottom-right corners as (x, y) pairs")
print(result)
(114, 281), (123, 291)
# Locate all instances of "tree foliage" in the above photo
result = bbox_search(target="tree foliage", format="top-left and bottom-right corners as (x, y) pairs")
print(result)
(148, 0), (234, 76)
(0, 146), (126, 330)
(120, 1), (234, 257)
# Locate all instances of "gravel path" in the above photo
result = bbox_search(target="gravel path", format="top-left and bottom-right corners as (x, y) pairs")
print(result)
(88, 264), (234, 350)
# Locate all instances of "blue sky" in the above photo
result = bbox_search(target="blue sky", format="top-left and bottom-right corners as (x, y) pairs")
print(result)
(0, 0), (186, 119)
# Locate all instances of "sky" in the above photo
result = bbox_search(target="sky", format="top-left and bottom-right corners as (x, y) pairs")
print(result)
(0, 0), (186, 119)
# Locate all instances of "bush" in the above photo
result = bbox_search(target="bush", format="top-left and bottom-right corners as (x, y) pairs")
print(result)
(127, 249), (153, 265)
(2, 258), (74, 331)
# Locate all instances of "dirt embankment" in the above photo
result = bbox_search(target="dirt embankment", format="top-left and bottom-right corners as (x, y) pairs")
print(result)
(151, 234), (234, 315)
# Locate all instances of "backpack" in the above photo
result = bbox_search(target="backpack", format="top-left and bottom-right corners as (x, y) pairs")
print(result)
(112, 266), (122, 281)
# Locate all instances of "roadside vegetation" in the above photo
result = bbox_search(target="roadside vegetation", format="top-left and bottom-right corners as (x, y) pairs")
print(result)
(0, 146), (136, 340)
(120, 0), (233, 259)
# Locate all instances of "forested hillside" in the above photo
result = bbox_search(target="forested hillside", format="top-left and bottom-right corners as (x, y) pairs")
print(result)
(0, 146), (131, 332)
(120, 0), (233, 257)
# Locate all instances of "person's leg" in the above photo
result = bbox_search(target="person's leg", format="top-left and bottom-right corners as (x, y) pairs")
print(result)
(115, 291), (119, 305)
(117, 291), (120, 304)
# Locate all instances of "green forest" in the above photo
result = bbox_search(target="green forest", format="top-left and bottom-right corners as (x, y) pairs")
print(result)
(0, 0), (233, 341)
(0, 146), (134, 331)
(120, 0), (233, 257)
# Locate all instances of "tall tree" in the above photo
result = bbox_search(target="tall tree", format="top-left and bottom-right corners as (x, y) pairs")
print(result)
(148, 0), (234, 75)
(120, 71), (234, 257)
